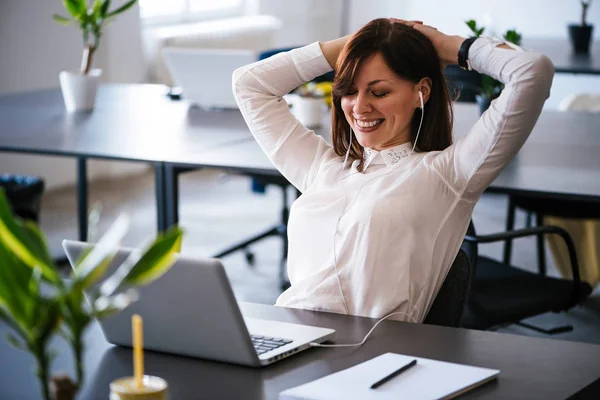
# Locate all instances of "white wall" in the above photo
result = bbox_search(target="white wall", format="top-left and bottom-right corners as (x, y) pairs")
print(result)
(251, 0), (344, 46)
(348, 0), (600, 37)
(0, 0), (147, 190)
(347, 0), (600, 109)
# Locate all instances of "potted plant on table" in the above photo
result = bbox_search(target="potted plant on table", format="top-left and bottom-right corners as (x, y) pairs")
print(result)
(569, 0), (594, 54)
(465, 20), (522, 114)
(53, 0), (138, 112)
(0, 188), (183, 400)
(286, 81), (333, 129)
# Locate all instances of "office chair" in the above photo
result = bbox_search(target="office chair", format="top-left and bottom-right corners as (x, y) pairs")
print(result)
(443, 65), (482, 103)
(503, 196), (600, 277)
(504, 94), (600, 285)
(461, 221), (593, 334)
(214, 174), (296, 290)
(0, 174), (45, 222)
(424, 249), (473, 328)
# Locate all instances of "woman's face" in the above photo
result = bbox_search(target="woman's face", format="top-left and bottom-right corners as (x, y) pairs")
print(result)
(341, 52), (420, 151)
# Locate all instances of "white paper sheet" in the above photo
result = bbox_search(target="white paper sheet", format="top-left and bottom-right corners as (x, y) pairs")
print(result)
(279, 353), (499, 400)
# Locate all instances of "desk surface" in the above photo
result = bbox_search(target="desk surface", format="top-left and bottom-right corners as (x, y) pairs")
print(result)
(1, 303), (599, 400)
(0, 84), (252, 162)
(523, 38), (600, 75)
(172, 103), (600, 202)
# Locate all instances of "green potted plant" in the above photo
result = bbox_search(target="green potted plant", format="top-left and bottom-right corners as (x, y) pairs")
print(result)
(0, 188), (183, 400)
(465, 20), (522, 114)
(569, 0), (594, 54)
(53, 0), (137, 112)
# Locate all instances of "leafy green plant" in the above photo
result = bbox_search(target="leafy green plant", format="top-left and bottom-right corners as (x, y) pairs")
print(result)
(0, 188), (183, 400)
(53, 0), (138, 74)
(465, 20), (523, 100)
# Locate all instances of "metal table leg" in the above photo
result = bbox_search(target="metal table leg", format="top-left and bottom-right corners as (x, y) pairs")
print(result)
(77, 157), (88, 242)
(155, 162), (167, 232)
(164, 163), (179, 228)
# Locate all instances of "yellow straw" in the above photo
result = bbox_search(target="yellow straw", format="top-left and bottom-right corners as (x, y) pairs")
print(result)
(132, 314), (144, 389)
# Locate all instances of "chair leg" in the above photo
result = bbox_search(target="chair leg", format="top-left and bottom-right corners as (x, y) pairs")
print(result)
(525, 211), (533, 228)
(535, 212), (547, 275)
(503, 196), (516, 264)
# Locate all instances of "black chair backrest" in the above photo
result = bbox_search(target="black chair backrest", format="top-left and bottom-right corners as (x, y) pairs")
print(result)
(424, 249), (472, 327)
(443, 65), (482, 103)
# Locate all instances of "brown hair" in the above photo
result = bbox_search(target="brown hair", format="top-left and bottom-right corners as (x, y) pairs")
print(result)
(332, 19), (453, 171)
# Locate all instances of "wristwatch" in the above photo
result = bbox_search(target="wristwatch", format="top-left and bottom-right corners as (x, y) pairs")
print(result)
(458, 37), (478, 71)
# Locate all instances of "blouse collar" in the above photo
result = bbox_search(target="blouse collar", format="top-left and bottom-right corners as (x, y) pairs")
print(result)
(363, 142), (414, 169)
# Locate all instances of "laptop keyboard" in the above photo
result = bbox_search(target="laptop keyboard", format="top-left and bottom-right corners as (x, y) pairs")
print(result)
(251, 334), (293, 355)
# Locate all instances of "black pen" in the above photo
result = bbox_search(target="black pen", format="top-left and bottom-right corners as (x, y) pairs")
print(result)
(370, 359), (417, 389)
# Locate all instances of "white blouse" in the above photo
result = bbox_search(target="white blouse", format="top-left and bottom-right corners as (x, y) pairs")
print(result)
(232, 37), (554, 322)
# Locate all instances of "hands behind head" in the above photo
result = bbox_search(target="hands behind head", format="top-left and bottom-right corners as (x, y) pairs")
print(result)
(388, 19), (465, 68)
(388, 18), (423, 28)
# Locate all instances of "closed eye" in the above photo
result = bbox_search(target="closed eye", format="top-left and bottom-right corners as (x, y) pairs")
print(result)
(372, 92), (388, 98)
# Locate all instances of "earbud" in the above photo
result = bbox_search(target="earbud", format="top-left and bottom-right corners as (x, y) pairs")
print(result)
(410, 90), (425, 156)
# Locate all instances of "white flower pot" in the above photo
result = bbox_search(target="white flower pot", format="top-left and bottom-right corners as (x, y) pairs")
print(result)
(286, 94), (325, 129)
(59, 69), (102, 112)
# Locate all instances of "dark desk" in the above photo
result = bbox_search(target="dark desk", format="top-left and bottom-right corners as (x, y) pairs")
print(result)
(0, 84), (253, 235)
(164, 103), (600, 226)
(523, 38), (600, 74)
(1, 303), (599, 399)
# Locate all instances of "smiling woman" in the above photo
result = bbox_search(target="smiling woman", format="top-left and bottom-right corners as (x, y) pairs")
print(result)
(333, 22), (453, 171)
(232, 18), (554, 323)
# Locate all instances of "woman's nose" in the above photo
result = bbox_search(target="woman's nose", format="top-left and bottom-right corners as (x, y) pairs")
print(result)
(353, 92), (372, 114)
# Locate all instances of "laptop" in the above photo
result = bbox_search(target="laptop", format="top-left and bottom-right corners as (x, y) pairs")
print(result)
(162, 47), (257, 109)
(62, 240), (335, 367)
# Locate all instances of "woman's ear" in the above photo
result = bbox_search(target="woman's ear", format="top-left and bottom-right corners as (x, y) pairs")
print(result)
(417, 77), (432, 105)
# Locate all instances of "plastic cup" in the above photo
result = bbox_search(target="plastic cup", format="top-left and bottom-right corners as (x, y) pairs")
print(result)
(109, 375), (168, 400)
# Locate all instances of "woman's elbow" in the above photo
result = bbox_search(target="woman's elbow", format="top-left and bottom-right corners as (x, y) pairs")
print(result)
(530, 53), (555, 98)
(231, 66), (248, 99)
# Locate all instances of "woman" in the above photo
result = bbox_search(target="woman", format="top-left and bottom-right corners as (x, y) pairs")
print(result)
(232, 18), (554, 322)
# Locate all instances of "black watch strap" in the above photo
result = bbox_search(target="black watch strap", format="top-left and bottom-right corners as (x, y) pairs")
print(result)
(458, 37), (478, 71)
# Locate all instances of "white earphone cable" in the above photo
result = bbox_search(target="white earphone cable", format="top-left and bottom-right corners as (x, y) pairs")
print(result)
(309, 310), (417, 348)
(410, 91), (425, 156)
(333, 127), (354, 315)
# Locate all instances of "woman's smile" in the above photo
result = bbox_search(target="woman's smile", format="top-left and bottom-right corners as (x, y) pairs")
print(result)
(354, 117), (385, 132)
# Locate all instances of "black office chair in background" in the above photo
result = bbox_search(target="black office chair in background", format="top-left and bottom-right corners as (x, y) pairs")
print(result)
(461, 221), (593, 334)
(443, 65), (482, 103)
(0, 174), (45, 222)
(424, 249), (473, 328)
(503, 195), (600, 277)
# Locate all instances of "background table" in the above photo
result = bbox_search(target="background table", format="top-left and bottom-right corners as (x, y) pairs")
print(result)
(162, 103), (600, 227)
(523, 38), (600, 75)
(0, 84), (253, 235)
(3, 86), (600, 236)
(1, 303), (599, 399)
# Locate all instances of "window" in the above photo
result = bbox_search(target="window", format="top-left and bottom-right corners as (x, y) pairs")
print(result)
(139, 0), (245, 24)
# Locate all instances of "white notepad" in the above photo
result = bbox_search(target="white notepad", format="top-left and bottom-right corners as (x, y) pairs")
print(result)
(279, 353), (499, 400)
